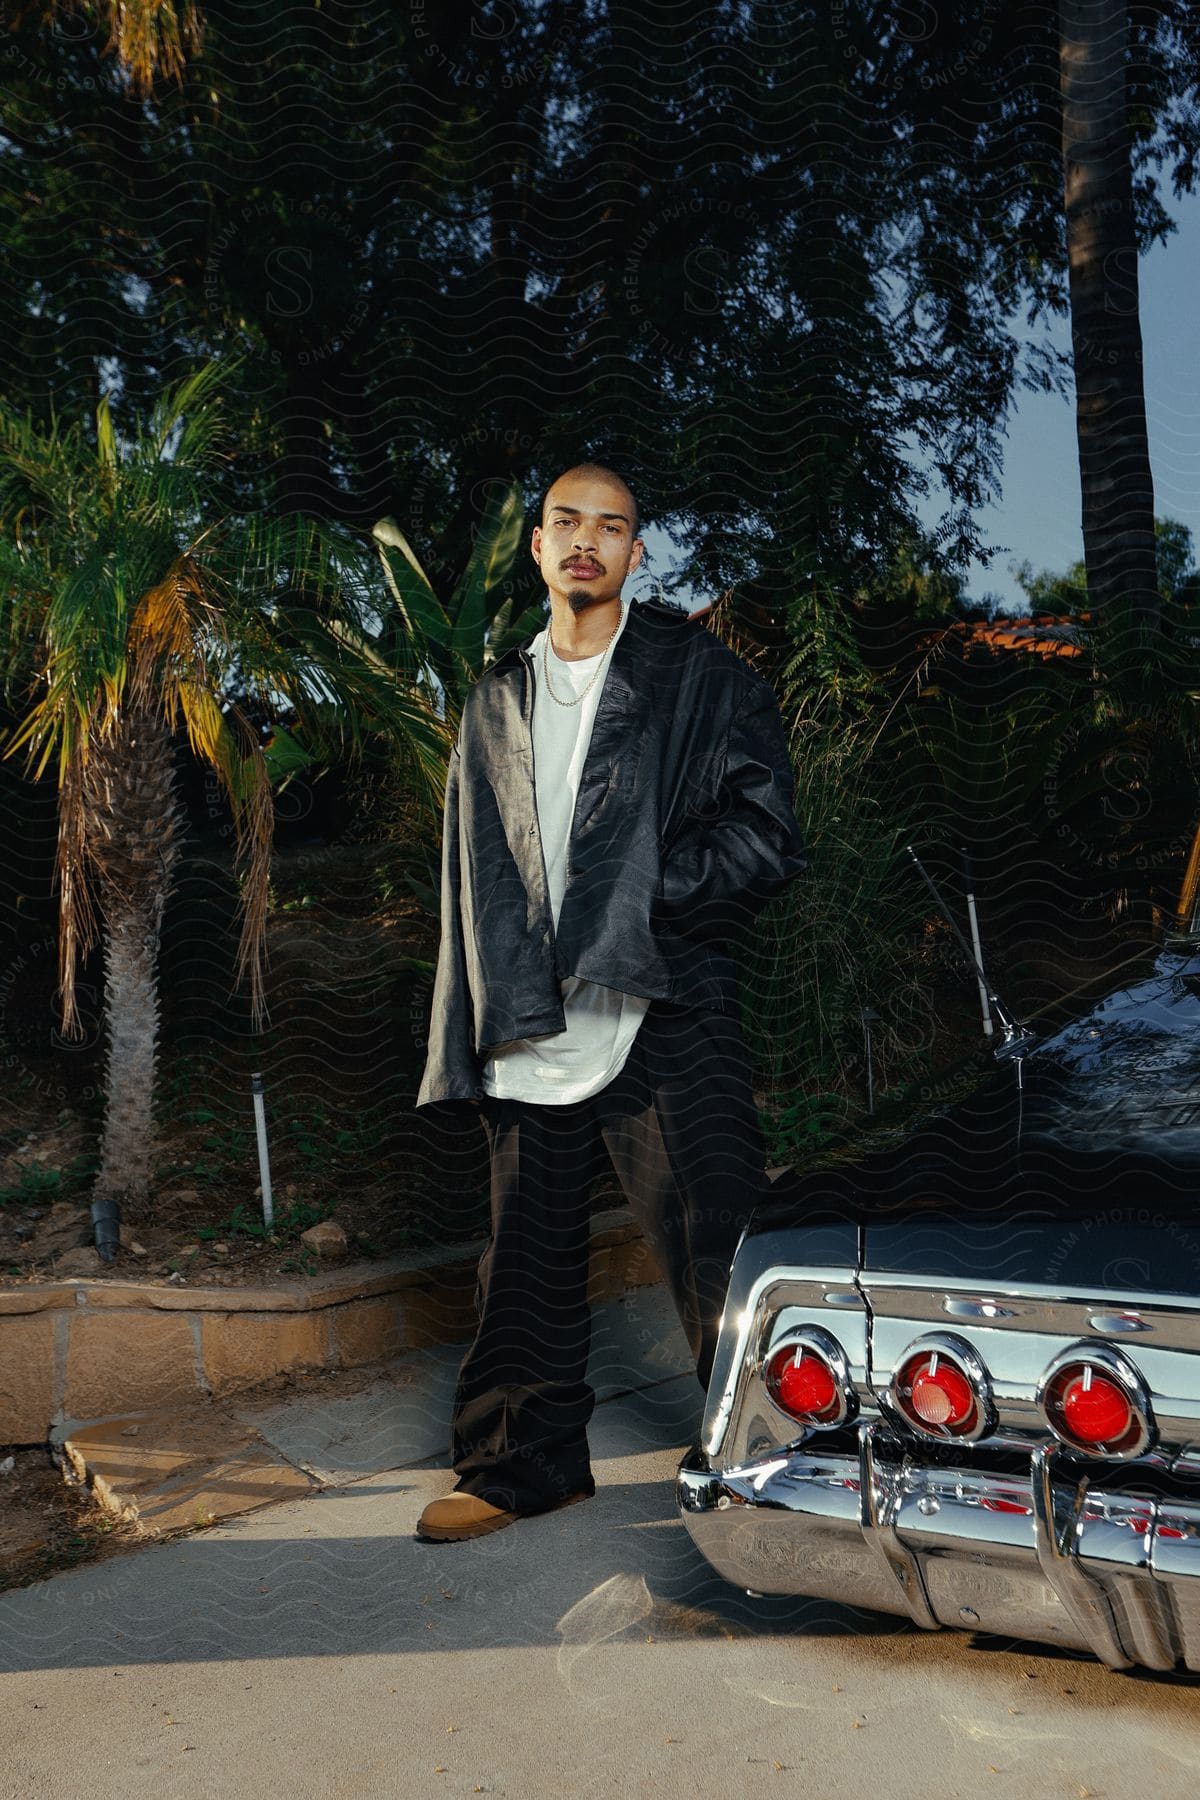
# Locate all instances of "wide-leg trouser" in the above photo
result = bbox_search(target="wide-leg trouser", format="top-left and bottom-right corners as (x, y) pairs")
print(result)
(449, 999), (772, 1512)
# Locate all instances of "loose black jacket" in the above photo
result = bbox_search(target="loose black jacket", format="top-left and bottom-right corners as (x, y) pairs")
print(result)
(415, 598), (808, 1108)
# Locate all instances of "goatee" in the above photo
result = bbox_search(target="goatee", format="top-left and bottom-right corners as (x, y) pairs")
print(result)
(566, 585), (608, 615)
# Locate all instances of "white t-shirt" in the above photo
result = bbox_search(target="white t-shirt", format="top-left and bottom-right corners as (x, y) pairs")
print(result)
(480, 599), (651, 1104)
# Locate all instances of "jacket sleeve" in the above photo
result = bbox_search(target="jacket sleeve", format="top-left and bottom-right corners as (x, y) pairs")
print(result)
(415, 740), (482, 1107)
(658, 674), (808, 937)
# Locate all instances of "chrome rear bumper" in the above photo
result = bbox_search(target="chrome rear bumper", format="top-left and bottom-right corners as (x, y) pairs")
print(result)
(678, 1423), (1200, 1673)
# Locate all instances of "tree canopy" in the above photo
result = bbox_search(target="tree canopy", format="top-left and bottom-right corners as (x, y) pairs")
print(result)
(4, 1), (1196, 614)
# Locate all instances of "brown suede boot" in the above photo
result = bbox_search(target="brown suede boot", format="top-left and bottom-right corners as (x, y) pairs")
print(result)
(416, 1490), (590, 1542)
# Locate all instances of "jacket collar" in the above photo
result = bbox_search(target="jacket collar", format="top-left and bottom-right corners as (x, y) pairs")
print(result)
(487, 596), (687, 697)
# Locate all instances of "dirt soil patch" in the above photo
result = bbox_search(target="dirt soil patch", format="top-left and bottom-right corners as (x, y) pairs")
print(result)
(0, 1095), (624, 1291)
(0, 849), (633, 1288)
(0, 1446), (140, 1593)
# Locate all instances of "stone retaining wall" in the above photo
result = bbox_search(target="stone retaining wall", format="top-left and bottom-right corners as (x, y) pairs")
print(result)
(0, 1209), (661, 1443)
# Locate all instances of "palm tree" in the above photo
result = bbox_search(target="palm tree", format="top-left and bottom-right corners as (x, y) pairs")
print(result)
(17, 0), (203, 94)
(0, 358), (450, 1258)
(1060, 0), (1160, 658)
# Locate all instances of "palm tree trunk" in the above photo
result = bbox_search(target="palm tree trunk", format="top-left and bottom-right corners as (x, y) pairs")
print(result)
(1060, 0), (1159, 654)
(84, 710), (183, 1243)
(92, 899), (169, 1217)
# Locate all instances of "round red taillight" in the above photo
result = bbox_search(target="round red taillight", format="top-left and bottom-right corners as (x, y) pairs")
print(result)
(766, 1346), (842, 1425)
(910, 1361), (974, 1428)
(1041, 1357), (1150, 1458)
(1061, 1372), (1132, 1445)
(893, 1346), (986, 1439)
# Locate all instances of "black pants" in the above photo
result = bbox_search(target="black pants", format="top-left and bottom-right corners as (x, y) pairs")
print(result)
(450, 999), (772, 1512)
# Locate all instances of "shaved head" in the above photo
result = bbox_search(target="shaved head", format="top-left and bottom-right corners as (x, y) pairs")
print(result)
(541, 463), (640, 539)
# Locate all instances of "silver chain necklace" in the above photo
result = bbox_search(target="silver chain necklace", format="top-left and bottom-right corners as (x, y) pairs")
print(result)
(540, 605), (623, 708)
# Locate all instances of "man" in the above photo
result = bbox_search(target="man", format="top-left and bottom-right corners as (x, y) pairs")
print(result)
(414, 463), (807, 1542)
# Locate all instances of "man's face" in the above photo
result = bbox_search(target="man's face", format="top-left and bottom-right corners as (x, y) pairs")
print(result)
(531, 474), (644, 615)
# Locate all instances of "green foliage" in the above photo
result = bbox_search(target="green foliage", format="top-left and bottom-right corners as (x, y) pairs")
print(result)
(0, 1152), (96, 1209)
(709, 594), (941, 1155)
(0, 357), (453, 1043)
(1013, 555), (1088, 615)
(908, 675), (1068, 861)
(373, 481), (547, 732)
(262, 726), (316, 787)
(370, 483), (549, 917)
(750, 548), (1200, 1167)
(162, 1100), (385, 1197)
(742, 692), (954, 1148)
(0, 1165), (63, 1208)
(779, 577), (874, 716)
(16, 0), (1199, 610)
(278, 1252), (321, 1277)
(1043, 554), (1200, 874)
(196, 1195), (338, 1244)
(0, 357), (460, 1240)
(761, 1090), (857, 1166)
(1015, 516), (1199, 614)
(5, 1), (1200, 1220)
(863, 531), (975, 622)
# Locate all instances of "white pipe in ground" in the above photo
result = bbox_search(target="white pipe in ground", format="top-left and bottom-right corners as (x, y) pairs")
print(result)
(251, 1071), (274, 1232)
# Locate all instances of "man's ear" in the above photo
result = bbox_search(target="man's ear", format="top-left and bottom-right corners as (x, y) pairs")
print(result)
(530, 525), (543, 564)
(629, 535), (645, 574)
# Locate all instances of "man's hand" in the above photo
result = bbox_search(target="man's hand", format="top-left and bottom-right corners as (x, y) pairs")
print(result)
(657, 676), (808, 937)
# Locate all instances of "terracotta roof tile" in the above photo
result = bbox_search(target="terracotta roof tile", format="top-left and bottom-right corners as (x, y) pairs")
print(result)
(923, 616), (1087, 660)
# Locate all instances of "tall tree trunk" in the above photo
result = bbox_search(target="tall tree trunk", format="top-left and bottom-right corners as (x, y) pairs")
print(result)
(1060, 0), (1160, 659)
(84, 711), (183, 1250)
(92, 902), (169, 1217)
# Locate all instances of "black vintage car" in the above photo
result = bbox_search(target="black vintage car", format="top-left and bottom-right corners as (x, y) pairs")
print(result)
(677, 917), (1200, 1675)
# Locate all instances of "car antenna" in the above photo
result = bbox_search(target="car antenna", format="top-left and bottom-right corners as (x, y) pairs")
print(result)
(904, 845), (1035, 1059)
(962, 846), (993, 1037)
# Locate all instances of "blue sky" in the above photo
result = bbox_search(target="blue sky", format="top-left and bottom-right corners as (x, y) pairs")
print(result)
(935, 188), (1200, 614)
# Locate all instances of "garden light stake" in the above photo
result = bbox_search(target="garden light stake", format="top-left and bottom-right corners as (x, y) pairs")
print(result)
(251, 1070), (274, 1233)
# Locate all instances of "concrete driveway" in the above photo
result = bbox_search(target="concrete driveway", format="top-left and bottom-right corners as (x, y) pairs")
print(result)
(2, 1288), (1198, 1799)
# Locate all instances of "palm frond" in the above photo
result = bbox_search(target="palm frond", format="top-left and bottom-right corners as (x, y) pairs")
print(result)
(87, 0), (205, 92)
(485, 595), (548, 668)
(372, 515), (454, 691)
(95, 394), (119, 490)
(227, 725), (275, 1033)
(147, 354), (242, 464)
(230, 599), (451, 808)
(174, 689), (273, 1027)
(52, 738), (100, 1040)
(451, 478), (525, 679)
(126, 552), (223, 721)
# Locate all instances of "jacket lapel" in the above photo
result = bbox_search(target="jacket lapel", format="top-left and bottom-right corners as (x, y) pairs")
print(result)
(474, 602), (661, 876)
